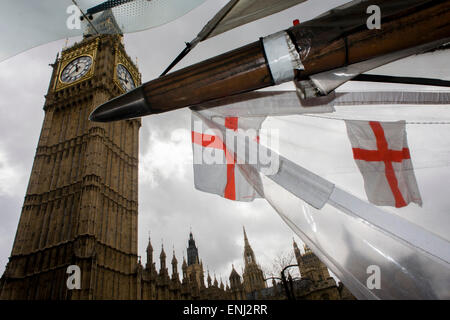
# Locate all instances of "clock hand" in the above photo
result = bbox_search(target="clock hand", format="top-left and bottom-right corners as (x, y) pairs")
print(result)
(118, 76), (129, 84)
(68, 65), (79, 77)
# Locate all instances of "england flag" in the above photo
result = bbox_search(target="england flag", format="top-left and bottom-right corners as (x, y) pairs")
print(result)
(345, 120), (422, 208)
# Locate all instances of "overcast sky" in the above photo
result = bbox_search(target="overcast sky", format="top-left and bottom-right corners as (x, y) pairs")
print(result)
(0, 0), (448, 288)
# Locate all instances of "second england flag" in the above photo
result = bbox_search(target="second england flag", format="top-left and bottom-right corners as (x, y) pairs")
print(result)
(345, 120), (422, 208)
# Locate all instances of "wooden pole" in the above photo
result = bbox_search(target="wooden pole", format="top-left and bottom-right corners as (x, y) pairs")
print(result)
(294, 0), (450, 78)
(144, 41), (273, 114)
(90, 0), (450, 122)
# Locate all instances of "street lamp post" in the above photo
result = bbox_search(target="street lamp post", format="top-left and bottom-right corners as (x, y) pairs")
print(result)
(265, 264), (300, 300)
(281, 264), (299, 300)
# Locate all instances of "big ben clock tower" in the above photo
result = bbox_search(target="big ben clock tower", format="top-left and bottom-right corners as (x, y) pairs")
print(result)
(0, 11), (142, 300)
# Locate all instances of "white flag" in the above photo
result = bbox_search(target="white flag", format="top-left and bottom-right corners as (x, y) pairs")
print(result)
(345, 120), (422, 208)
(191, 111), (264, 201)
(190, 90), (334, 202)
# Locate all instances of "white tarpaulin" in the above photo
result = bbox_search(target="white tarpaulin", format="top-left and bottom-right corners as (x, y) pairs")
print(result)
(197, 0), (307, 40)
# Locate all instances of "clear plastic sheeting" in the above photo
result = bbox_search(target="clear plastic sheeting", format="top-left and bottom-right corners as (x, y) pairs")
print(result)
(0, 0), (206, 62)
(192, 91), (335, 117)
(98, 0), (206, 33)
(263, 98), (450, 299)
(200, 0), (307, 40)
(266, 184), (450, 299)
(193, 89), (450, 299)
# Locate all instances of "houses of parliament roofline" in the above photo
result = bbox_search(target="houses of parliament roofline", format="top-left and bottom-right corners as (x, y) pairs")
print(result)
(139, 228), (355, 300)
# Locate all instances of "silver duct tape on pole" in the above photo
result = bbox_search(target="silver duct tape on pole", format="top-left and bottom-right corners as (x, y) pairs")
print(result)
(262, 31), (304, 85)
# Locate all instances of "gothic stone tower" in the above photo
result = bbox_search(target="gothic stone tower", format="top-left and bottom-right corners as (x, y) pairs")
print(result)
(186, 232), (205, 289)
(241, 227), (266, 294)
(229, 265), (245, 300)
(0, 32), (141, 299)
(293, 240), (331, 282)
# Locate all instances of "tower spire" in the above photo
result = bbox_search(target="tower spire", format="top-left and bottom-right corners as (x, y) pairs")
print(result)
(172, 246), (177, 264)
(293, 237), (302, 263)
(242, 226), (256, 266)
(213, 273), (218, 287)
(171, 247), (179, 281)
(160, 242), (166, 269)
(207, 270), (212, 287)
(243, 226), (249, 245)
(146, 233), (153, 269)
(187, 231), (200, 266)
(241, 226), (266, 294)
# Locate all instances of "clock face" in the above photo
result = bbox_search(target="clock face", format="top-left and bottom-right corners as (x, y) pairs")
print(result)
(60, 56), (92, 83)
(117, 64), (136, 92)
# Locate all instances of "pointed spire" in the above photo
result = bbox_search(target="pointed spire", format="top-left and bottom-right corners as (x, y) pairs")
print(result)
(187, 230), (199, 266)
(243, 226), (249, 245)
(243, 226), (256, 266)
(171, 247), (179, 280)
(147, 232), (153, 252)
(160, 242), (166, 259)
(293, 237), (298, 248)
(293, 237), (302, 261)
(159, 242), (167, 273)
(230, 264), (240, 280)
(146, 231), (153, 268)
(171, 246), (177, 265)
(207, 270), (212, 287)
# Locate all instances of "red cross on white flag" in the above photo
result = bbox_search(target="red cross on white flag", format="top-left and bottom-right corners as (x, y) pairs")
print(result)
(345, 120), (422, 208)
(191, 112), (264, 202)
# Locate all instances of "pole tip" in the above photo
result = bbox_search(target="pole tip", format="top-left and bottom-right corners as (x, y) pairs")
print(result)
(89, 86), (150, 122)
